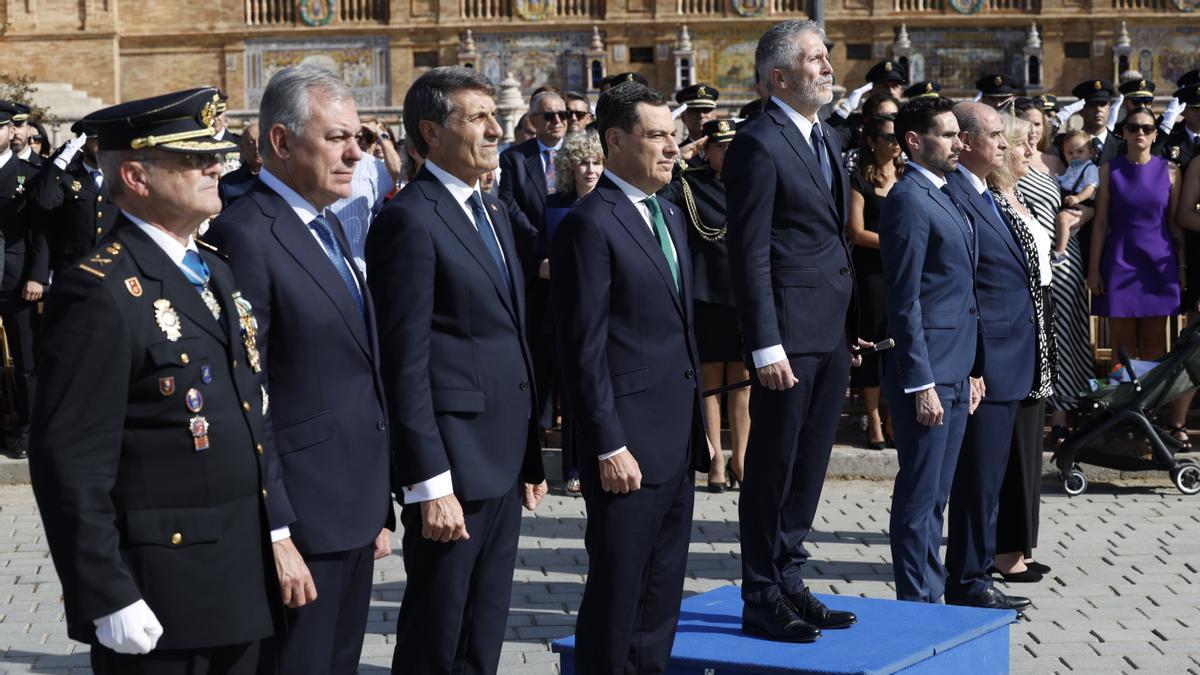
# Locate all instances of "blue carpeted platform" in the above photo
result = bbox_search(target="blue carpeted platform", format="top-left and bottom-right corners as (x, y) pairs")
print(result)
(552, 585), (1015, 674)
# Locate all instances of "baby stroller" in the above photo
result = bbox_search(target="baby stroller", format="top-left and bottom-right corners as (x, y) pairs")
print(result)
(1054, 321), (1200, 496)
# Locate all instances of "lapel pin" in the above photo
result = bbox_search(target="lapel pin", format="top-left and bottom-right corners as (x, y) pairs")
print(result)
(125, 277), (143, 297)
(158, 376), (175, 396)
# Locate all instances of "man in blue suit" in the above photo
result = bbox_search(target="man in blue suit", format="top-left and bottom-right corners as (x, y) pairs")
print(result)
(367, 66), (548, 675)
(725, 20), (859, 641)
(943, 102), (1034, 612)
(879, 95), (982, 605)
(552, 81), (712, 673)
(205, 67), (394, 674)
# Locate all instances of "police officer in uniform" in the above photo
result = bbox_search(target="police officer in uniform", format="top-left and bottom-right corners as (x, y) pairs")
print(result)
(26, 119), (119, 281)
(676, 83), (720, 167)
(829, 60), (906, 149)
(903, 81), (941, 100)
(29, 87), (278, 675)
(976, 73), (1020, 109)
(0, 100), (41, 458)
(10, 103), (44, 168)
(1067, 79), (1120, 165)
(1160, 82), (1200, 170)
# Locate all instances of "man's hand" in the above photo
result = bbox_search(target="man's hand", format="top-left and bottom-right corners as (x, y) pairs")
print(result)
(969, 377), (986, 415)
(523, 480), (548, 511)
(21, 281), (44, 302)
(373, 528), (393, 560)
(600, 451), (642, 494)
(93, 599), (163, 655)
(678, 136), (709, 161)
(850, 337), (874, 368)
(272, 537), (318, 608)
(914, 388), (944, 427)
(420, 494), (470, 542)
(756, 359), (799, 391)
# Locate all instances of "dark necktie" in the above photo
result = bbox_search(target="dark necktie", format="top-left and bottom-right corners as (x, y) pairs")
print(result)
(467, 192), (511, 292)
(310, 213), (366, 319)
(811, 123), (834, 190)
(939, 185), (974, 235)
(1091, 137), (1103, 158)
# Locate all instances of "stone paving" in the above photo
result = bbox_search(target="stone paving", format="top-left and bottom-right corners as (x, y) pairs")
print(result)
(0, 476), (1197, 674)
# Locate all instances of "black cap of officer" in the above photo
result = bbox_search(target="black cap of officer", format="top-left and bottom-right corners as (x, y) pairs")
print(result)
(1118, 78), (1155, 102)
(85, 87), (237, 154)
(1177, 70), (1200, 89)
(977, 74), (1019, 97)
(675, 83), (719, 109)
(903, 81), (941, 99)
(10, 102), (32, 124)
(866, 60), (906, 85)
(601, 72), (648, 92)
(1071, 79), (1115, 105)
(1034, 94), (1058, 112)
(1177, 83), (1200, 108)
(0, 101), (19, 126)
(702, 118), (736, 143)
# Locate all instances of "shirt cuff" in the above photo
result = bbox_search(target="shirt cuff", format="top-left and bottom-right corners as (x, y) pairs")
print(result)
(904, 382), (936, 394)
(752, 345), (787, 369)
(269, 526), (291, 543)
(401, 470), (454, 505)
(598, 447), (628, 461)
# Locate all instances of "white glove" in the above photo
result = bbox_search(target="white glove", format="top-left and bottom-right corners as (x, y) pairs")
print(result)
(836, 82), (874, 118)
(1054, 98), (1087, 129)
(93, 599), (163, 655)
(1106, 94), (1125, 131)
(972, 91), (983, 102)
(1160, 97), (1184, 133)
(52, 133), (88, 171)
(672, 103), (688, 120)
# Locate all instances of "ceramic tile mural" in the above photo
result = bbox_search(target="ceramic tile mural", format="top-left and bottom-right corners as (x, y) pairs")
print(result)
(905, 28), (1027, 90)
(245, 37), (390, 108)
(1127, 26), (1200, 84)
(473, 31), (595, 94)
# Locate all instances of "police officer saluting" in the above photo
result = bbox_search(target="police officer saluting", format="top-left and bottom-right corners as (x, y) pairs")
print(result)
(29, 87), (278, 675)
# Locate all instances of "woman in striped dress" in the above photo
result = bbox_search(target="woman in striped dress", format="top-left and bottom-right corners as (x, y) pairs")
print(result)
(1018, 101), (1093, 439)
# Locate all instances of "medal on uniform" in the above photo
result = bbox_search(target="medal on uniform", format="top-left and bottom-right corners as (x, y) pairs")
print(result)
(189, 415), (210, 451)
(14, 176), (24, 194)
(199, 287), (221, 321)
(261, 384), (270, 416)
(200, 365), (212, 385)
(124, 277), (143, 297)
(232, 292), (262, 373)
(154, 298), (182, 341)
(185, 388), (204, 413)
(159, 376), (175, 396)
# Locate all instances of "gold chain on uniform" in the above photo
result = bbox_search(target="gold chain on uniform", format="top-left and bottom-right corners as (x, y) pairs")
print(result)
(679, 174), (727, 241)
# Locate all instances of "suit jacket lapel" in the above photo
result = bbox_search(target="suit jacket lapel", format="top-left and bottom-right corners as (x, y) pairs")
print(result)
(912, 173), (976, 272)
(768, 105), (840, 219)
(601, 178), (685, 318)
(525, 148), (548, 202)
(268, 200), (371, 358)
(662, 199), (691, 319)
(957, 177), (1027, 272)
(484, 192), (526, 326)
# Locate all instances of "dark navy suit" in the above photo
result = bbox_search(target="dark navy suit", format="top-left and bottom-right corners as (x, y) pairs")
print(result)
(218, 165), (257, 208)
(206, 179), (393, 674)
(944, 168), (1035, 602)
(879, 166), (981, 603)
(552, 174), (708, 673)
(725, 100), (855, 608)
(367, 165), (543, 674)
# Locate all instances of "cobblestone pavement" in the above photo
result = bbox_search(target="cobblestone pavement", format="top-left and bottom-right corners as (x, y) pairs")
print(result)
(1, 477), (1197, 674)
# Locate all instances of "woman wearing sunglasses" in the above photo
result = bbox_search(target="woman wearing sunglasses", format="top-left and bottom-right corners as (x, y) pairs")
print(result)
(1087, 107), (1183, 367)
(846, 113), (903, 450)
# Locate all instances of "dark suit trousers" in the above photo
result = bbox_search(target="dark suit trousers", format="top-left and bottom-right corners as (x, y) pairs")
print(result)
(575, 463), (693, 675)
(996, 398), (1046, 558)
(884, 374), (970, 603)
(1, 295), (35, 428)
(260, 543), (375, 675)
(526, 278), (557, 430)
(739, 345), (849, 607)
(91, 641), (259, 675)
(946, 399), (1019, 600)
(393, 483), (521, 675)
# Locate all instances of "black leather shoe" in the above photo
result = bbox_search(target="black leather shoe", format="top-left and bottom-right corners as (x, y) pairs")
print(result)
(987, 566), (1043, 583)
(786, 588), (857, 629)
(1025, 561), (1051, 574)
(947, 586), (1031, 610)
(742, 597), (822, 642)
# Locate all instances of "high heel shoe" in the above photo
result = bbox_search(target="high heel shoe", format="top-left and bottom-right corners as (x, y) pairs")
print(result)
(726, 458), (742, 490)
(987, 566), (1043, 583)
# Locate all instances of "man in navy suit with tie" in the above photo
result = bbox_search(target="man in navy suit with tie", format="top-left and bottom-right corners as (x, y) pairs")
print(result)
(205, 66), (394, 674)
(724, 20), (860, 642)
(879, 95), (984, 606)
(943, 102), (1034, 612)
(552, 81), (712, 673)
(366, 66), (548, 675)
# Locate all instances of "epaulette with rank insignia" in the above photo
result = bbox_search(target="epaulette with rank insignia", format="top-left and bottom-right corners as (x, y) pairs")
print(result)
(76, 242), (123, 279)
(196, 238), (229, 261)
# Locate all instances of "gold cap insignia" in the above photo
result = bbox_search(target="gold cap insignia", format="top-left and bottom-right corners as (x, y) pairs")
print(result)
(718, 120), (730, 132)
(1139, 80), (1146, 88)
(1094, 81), (1103, 90)
(995, 76), (1003, 87)
(886, 62), (893, 72)
(925, 82), (934, 93)
(199, 96), (218, 129)
(698, 85), (707, 97)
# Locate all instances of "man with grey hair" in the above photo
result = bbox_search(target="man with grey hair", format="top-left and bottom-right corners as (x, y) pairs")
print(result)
(206, 65), (395, 674)
(726, 19), (862, 641)
(368, 65), (546, 674)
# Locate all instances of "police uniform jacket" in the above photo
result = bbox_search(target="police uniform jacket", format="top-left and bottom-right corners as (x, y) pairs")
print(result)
(658, 166), (735, 307)
(1158, 126), (1197, 170)
(29, 216), (278, 650)
(0, 153), (38, 292)
(25, 158), (118, 280)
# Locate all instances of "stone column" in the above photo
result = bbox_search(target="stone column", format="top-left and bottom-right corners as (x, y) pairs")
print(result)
(496, 72), (528, 144)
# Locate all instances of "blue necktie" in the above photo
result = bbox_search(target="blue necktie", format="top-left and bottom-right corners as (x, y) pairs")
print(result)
(981, 188), (1004, 224)
(811, 124), (833, 190)
(467, 192), (512, 292)
(310, 213), (366, 319)
(181, 250), (210, 291)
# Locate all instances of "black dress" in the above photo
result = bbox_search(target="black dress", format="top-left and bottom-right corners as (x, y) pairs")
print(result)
(849, 171), (889, 388)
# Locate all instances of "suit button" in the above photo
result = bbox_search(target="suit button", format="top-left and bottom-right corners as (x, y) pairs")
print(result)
(232, 359), (238, 369)
(256, 443), (264, 456)
(968, 307), (976, 315)
(170, 532), (182, 545)
(180, 353), (190, 364)
(1030, 316), (1035, 323)
(96, 212), (103, 219)
(839, 267), (850, 275)
(242, 401), (251, 412)
(376, 420), (386, 431)
(95, 226), (102, 234)
(97, 195), (103, 203)
(685, 369), (695, 379)
(519, 381), (529, 391)
(261, 488), (268, 498)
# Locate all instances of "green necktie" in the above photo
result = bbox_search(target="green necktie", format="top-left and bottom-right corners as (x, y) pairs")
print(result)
(641, 195), (680, 293)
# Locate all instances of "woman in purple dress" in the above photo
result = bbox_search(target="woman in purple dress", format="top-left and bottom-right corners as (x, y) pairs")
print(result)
(1087, 107), (1183, 362)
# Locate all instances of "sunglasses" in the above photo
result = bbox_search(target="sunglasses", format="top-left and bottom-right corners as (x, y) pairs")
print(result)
(1124, 123), (1156, 136)
(874, 133), (898, 145)
(540, 111), (570, 122)
(566, 110), (591, 120)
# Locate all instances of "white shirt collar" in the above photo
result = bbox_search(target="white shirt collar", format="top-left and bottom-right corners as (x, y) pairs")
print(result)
(604, 169), (652, 205)
(124, 210), (198, 267)
(537, 137), (564, 154)
(0, 149), (12, 168)
(1092, 129), (1108, 145)
(1187, 127), (1200, 146)
(214, 128), (226, 141)
(258, 167), (322, 225)
(770, 96), (816, 140)
(424, 159), (483, 206)
(957, 165), (989, 194)
(906, 161), (947, 189)
(17, 147), (32, 161)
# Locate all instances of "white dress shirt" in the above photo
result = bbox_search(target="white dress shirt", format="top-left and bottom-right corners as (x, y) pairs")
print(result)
(0, 149), (12, 169)
(126, 211), (200, 267)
